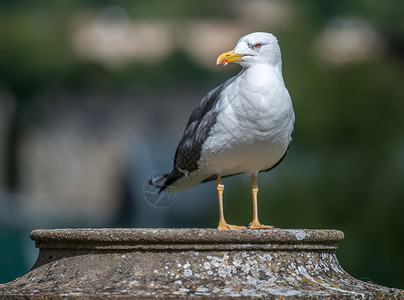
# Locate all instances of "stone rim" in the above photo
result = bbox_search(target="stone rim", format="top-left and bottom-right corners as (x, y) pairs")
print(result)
(30, 228), (344, 251)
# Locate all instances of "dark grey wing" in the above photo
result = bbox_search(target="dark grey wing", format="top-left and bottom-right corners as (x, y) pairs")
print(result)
(158, 83), (224, 191)
(174, 83), (224, 173)
(184, 83), (225, 128)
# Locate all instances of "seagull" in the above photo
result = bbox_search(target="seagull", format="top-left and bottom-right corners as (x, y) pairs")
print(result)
(150, 32), (295, 230)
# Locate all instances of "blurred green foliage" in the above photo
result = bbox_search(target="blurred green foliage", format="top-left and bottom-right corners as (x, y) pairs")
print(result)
(0, 0), (403, 290)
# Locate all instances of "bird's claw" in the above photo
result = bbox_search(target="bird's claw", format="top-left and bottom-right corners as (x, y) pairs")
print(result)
(217, 221), (246, 230)
(248, 221), (274, 229)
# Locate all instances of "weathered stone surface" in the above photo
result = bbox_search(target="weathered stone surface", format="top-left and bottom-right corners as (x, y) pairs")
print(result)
(0, 228), (403, 299)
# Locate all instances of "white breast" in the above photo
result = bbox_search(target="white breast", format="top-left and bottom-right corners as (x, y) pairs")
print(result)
(199, 64), (294, 176)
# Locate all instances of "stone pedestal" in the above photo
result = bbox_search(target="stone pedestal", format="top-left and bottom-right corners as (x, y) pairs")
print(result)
(0, 228), (403, 299)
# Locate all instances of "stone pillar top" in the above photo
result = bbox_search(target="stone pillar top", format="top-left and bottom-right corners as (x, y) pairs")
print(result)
(1, 228), (403, 299)
(30, 228), (344, 251)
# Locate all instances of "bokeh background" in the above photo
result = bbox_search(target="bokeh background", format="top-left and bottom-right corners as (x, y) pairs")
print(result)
(0, 0), (403, 290)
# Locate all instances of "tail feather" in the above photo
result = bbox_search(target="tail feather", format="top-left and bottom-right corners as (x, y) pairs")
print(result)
(149, 168), (184, 194)
(148, 174), (167, 188)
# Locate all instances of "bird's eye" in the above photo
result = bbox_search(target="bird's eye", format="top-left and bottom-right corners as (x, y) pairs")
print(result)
(254, 43), (262, 49)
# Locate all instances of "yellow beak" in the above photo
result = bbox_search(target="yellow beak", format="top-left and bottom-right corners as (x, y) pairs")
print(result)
(216, 49), (245, 65)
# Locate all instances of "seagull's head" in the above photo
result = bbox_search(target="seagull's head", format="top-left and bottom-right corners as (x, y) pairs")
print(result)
(216, 32), (282, 69)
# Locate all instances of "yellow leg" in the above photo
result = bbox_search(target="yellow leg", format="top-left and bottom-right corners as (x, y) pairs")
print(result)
(216, 175), (246, 230)
(249, 175), (273, 229)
